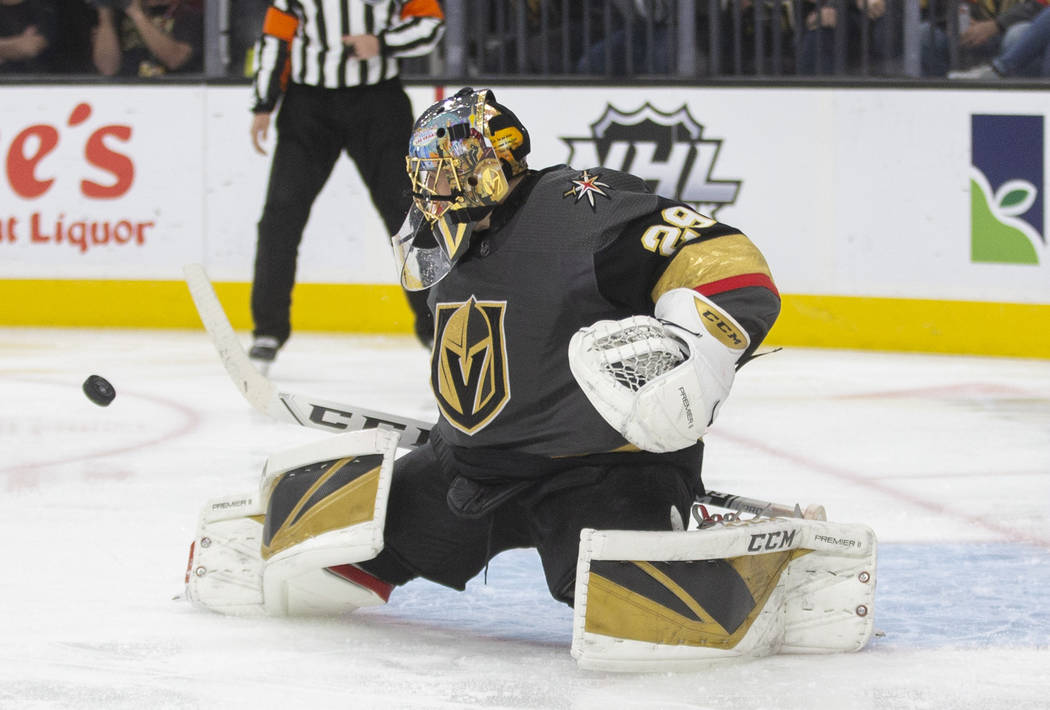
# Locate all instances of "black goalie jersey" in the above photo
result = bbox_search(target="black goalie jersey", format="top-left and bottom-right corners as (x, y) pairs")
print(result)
(428, 164), (780, 463)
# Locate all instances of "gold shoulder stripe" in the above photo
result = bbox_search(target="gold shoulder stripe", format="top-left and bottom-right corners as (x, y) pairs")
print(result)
(651, 234), (773, 304)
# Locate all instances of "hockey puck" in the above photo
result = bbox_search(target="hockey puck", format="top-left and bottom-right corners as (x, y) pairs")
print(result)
(83, 375), (116, 407)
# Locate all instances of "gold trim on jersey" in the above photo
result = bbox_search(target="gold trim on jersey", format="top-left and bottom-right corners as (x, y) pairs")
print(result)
(650, 233), (773, 303)
(435, 219), (470, 260)
(584, 548), (811, 648)
(433, 297), (511, 434)
(551, 442), (643, 458)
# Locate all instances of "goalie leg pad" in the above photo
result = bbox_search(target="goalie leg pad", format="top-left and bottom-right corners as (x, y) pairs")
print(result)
(260, 428), (399, 615)
(570, 518), (877, 672)
(185, 491), (267, 616)
(186, 429), (399, 616)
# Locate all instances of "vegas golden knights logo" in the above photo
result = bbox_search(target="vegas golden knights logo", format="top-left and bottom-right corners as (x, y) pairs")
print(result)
(432, 297), (510, 434)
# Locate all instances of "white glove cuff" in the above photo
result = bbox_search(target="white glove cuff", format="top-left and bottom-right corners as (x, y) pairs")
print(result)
(654, 287), (750, 390)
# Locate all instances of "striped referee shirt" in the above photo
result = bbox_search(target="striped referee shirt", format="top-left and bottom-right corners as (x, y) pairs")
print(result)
(251, 0), (445, 112)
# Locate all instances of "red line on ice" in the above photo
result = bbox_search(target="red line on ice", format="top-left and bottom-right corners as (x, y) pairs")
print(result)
(0, 388), (200, 484)
(715, 429), (1050, 550)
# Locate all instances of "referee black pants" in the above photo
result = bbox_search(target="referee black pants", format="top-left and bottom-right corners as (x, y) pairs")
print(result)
(252, 79), (433, 347)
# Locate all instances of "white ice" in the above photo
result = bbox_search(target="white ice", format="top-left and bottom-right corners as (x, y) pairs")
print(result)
(1, 327), (1048, 709)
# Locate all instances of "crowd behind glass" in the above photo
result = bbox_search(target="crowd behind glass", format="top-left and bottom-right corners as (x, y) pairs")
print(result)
(3, 0), (1049, 82)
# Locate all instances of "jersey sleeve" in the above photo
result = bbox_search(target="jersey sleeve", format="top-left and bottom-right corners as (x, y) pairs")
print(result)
(250, 3), (298, 113)
(594, 198), (781, 362)
(379, 0), (446, 58)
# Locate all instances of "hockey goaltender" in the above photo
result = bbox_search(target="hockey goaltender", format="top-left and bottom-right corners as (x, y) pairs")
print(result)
(184, 88), (877, 671)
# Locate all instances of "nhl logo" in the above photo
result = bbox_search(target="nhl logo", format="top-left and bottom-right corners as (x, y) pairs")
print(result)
(562, 103), (741, 217)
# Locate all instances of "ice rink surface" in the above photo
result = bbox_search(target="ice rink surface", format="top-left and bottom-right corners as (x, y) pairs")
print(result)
(1, 326), (1048, 709)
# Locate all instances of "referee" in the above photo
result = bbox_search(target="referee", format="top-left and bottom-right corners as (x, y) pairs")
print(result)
(247, 0), (445, 369)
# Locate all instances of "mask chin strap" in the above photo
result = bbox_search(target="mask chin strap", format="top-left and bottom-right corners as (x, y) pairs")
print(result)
(411, 187), (465, 205)
(448, 205), (494, 225)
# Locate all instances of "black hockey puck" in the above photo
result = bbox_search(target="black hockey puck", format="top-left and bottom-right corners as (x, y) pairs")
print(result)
(83, 375), (116, 407)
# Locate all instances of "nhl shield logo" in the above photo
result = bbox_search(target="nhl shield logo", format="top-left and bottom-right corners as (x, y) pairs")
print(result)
(432, 297), (511, 434)
(562, 103), (741, 217)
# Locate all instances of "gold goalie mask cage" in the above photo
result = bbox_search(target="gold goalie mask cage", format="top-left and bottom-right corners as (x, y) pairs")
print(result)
(392, 88), (530, 291)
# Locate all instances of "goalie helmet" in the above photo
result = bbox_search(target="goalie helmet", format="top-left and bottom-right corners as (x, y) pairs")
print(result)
(392, 88), (530, 291)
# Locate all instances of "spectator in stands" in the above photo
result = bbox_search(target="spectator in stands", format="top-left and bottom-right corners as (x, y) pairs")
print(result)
(797, 0), (899, 75)
(92, 0), (202, 77)
(919, 0), (1041, 76)
(713, 0), (797, 75)
(228, 0), (267, 77)
(0, 0), (56, 74)
(576, 0), (672, 75)
(949, 1), (1050, 76)
(504, 0), (592, 74)
(50, 1), (97, 73)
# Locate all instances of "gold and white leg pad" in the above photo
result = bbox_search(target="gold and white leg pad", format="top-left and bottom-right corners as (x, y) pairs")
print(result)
(185, 428), (399, 617)
(570, 517), (877, 671)
(184, 491), (267, 616)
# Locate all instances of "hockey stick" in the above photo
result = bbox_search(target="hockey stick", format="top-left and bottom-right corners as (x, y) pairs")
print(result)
(182, 263), (432, 449)
(183, 264), (819, 520)
(695, 491), (826, 521)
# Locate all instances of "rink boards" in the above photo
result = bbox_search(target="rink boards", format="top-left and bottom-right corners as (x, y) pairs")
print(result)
(1, 83), (1049, 358)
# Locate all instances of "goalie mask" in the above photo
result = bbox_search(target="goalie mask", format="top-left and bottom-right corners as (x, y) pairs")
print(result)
(392, 88), (530, 291)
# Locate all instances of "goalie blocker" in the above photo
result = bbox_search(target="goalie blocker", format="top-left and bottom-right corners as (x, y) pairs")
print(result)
(571, 517), (877, 671)
(185, 429), (399, 616)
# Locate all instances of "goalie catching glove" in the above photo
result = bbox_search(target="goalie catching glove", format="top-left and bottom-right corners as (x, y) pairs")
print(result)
(569, 288), (750, 453)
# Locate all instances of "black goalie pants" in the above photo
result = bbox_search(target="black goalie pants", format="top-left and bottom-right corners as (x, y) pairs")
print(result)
(251, 79), (433, 346)
(359, 435), (703, 606)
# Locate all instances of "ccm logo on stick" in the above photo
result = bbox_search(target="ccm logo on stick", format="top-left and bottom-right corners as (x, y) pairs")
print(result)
(307, 404), (430, 446)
